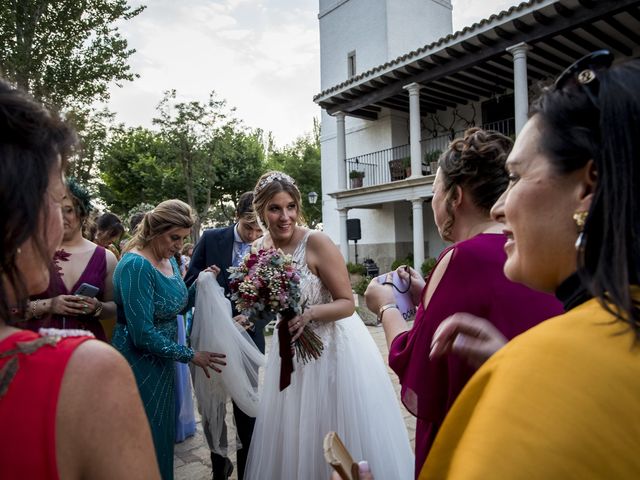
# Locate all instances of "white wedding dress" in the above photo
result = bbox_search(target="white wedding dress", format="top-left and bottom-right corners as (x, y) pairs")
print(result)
(245, 231), (414, 479)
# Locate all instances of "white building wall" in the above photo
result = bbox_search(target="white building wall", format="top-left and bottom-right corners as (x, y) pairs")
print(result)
(319, 0), (454, 254)
(386, 0), (453, 60)
(319, 0), (388, 90)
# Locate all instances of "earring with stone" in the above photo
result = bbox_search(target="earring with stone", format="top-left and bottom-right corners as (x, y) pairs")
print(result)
(573, 210), (588, 252)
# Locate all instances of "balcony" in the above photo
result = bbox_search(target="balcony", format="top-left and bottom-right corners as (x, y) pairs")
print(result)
(345, 118), (514, 190)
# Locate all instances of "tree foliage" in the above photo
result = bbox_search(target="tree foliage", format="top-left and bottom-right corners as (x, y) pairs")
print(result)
(66, 106), (116, 184)
(268, 119), (322, 228)
(98, 89), (321, 237)
(152, 90), (245, 239)
(0, 0), (144, 110)
(98, 126), (179, 215)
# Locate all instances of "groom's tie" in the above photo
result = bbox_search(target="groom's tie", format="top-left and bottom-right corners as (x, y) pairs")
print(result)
(233, 242), (251, 267)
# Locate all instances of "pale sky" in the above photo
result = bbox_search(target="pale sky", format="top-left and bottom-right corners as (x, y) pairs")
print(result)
(107, 0), (518, 148)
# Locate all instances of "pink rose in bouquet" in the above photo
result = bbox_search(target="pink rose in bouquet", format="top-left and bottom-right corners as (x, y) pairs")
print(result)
(229, 248), (323, 370)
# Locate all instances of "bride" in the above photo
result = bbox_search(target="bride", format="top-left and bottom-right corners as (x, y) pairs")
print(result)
(244, 171), (414, 479)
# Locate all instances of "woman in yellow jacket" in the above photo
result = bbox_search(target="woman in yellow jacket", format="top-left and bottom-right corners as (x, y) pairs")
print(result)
(423, 51), (640, 478)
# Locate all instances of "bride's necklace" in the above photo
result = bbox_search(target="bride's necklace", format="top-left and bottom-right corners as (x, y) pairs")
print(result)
(271, 228), (301, 255)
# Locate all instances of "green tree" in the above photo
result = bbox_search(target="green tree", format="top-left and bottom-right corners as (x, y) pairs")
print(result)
(66, 106), (116, 184)
(209, 126), (267, 225)
(99, 126), (179, 216)
(152, 90), (229, 239)
(269, 119), (322, 228)
(152, 90), (267, 240)
(0, 0), (144, 110)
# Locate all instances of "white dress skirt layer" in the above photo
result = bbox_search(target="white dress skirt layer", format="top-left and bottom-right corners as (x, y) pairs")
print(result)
(245, 232), (414, 479)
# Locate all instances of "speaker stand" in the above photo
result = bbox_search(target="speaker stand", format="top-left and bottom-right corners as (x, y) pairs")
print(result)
(353, 239), (359, 265)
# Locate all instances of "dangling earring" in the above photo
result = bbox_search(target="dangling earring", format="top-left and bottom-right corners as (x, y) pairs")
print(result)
(16, 248), (22, 255)
(573, 210), (588, 252)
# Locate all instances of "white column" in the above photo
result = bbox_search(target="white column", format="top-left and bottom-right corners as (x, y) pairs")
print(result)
(335, 112), (347, 190)
(507, 42), (529, 135)
(403, 82), (423, 178)
(411, 199), (425, 270)
(338, 208), (349, 261)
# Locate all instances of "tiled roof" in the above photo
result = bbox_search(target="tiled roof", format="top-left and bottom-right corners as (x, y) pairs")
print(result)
(313, 0), (545, 102)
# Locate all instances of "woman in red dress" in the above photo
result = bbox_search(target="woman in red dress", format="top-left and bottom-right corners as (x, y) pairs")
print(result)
(0, 80), (160, 480)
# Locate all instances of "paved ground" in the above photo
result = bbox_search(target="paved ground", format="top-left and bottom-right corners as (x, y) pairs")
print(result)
(174, 324), (417, 480)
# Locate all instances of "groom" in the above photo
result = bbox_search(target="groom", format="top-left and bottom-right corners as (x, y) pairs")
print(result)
(185, 191), (264, 480)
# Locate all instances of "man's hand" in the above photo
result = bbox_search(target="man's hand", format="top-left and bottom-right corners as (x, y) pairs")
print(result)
(233, 314), (252, 331)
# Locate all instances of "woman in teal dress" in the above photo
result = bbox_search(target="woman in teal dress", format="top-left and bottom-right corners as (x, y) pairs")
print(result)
(112, 199), (226, 480)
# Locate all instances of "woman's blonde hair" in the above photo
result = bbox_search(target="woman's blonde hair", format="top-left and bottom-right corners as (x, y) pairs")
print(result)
(252, 171), (305, 229)
(125, 199), (196, 252)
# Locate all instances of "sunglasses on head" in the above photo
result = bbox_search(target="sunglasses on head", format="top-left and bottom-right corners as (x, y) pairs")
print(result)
(554, 50), (614, 108)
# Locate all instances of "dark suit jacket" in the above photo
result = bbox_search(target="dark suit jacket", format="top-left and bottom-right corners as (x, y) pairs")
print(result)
(185, 225), (266, 353)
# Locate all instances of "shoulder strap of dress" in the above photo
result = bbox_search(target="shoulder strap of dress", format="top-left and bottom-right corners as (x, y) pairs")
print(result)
(292, 230), (312, 262)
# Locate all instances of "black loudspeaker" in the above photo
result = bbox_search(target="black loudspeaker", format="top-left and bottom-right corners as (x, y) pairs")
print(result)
(347, 218), (361, 241)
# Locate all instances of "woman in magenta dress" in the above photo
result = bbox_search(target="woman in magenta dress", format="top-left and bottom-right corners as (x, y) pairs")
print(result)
(365, 128), (563, 476)
(24, 180), (117, 340)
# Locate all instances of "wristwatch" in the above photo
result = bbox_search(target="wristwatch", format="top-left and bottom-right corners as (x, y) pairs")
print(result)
(377, 303), (399, 323)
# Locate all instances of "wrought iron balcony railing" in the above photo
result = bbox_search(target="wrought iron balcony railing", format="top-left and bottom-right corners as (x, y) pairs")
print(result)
(344, 118), (514, 190)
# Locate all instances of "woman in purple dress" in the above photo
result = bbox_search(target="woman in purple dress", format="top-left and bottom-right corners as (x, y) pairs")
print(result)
(24, 179), (117, 340)
(365, 128), (563, 476)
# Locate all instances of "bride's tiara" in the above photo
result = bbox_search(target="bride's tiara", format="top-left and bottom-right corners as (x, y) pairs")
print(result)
(255, 172), (296, 193)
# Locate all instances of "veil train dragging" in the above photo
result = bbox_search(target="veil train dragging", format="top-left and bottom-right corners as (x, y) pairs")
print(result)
(190, 271), (265, 455)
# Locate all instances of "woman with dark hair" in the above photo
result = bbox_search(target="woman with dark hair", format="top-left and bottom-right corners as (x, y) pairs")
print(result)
(0, 81), (160, 478)
(112, 199), (226, 480)
(24, 179), (118, 341)
(365, 128), (562, 474)
(94, 212), (125, 259)
(420, 52), (640, 478)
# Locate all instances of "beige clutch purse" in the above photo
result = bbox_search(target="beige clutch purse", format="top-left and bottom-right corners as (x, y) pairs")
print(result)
(323, 431), (359, 480)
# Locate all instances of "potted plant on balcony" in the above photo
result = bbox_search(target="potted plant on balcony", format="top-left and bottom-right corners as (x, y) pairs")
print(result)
(349, 169), (365, 188)
(402, 157), (412, 177)
(424, 149), (442, 175)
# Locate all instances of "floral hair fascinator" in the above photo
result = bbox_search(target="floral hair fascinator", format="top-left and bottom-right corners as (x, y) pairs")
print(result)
(66, 177), (93, 216)
(255, 172), (296, 193)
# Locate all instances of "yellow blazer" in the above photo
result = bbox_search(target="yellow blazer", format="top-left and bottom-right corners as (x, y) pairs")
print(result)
(421, 296), (640, 479)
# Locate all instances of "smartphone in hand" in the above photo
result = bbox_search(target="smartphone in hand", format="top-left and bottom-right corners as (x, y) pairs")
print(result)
(324, 431), (359, 480)
(74, 282), (99, 298)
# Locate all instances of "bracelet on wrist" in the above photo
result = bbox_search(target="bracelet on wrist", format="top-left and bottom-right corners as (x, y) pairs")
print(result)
(92, 300), (103, 317)
(377, 303), (399, 323)
(30, 300), (40, 319)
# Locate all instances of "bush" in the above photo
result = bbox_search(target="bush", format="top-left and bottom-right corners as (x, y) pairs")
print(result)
(391, 252), (414, 271)
(346, 262), (367, 275)
(352, 275), (372, 296)
(421, 257), (437, 277)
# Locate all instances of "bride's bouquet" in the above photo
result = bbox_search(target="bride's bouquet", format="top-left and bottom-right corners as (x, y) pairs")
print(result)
(228, 247), (323, 389)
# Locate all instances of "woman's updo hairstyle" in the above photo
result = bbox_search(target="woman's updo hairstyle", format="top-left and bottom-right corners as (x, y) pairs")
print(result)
(437, 128), (512, 238)
(252, 171), (305, 229)
(125, 199), (195, 252)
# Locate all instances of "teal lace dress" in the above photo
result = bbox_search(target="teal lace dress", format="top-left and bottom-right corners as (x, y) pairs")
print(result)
(112, 253), (195, 480)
